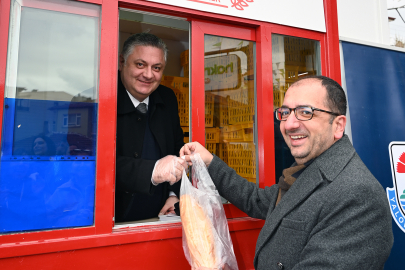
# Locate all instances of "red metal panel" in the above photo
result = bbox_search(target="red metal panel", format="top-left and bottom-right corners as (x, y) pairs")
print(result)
(94, 0), (119, 234)
(323, 0), (341, 83)
(0, 227), (261, 269)
(256, 25), (275, 188)
(0, 217), (263, 259)
(190, 20), (206, 144)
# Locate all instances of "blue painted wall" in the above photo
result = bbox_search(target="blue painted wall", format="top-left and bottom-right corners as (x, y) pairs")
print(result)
(342, 41), (405, 269)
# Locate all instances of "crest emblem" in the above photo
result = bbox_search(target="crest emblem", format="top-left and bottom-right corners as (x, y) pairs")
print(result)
(387, 142), (405, 233)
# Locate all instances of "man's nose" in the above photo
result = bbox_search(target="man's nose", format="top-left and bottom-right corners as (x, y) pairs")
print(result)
(283, 112), (300, 130)
(142, 67), (153, 79)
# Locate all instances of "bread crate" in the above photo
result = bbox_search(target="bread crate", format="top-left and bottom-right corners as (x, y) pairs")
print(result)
(182, 126), (189, 143)
(161, 76), (189, 91)
(205, 143), (217, 155)
(214, 95), (229, 127)
(183, 64), (189, 78)
(273, 89), (285, 108)
(228, 89), (255, 125)
(227, 142), (256, 179)
(217, 143), (228, 164)
(222, 123), (254, 142)
(205, 127), (220, 143)
(205, 92), (214, 127)
(180, 50), (189, 66)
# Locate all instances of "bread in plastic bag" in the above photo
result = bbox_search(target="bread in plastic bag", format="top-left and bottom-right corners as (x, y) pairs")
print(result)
(180, 154), (238, 270)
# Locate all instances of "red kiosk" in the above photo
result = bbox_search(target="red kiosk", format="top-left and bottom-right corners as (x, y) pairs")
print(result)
(0, 0), (340, 268)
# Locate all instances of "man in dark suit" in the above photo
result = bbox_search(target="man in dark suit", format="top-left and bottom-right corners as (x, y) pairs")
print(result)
(182, 76), (393, 269)
(115, 33), (187, 223)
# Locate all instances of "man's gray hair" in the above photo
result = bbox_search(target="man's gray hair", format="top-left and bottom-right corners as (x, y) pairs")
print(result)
(121, 33), (168, 63)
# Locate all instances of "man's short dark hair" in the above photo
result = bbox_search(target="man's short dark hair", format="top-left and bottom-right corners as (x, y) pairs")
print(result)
(292, 75), (347, 117)
(121, 33), (168, 63)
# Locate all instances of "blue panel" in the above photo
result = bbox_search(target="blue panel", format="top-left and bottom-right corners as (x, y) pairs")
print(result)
(342, 41), (405, 269)
(0, 98), (98, 233)
(0, 160), (95, 233)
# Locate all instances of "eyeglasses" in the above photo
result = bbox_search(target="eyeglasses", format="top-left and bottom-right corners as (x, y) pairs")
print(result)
(275, 106), (340, 121)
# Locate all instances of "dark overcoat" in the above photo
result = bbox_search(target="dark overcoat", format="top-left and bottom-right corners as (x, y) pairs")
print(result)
(208, 135), (393, 269)
(115, 76), (184, 222)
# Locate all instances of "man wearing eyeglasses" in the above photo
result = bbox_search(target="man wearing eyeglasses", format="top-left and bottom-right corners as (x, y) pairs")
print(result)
(181, 76), (393, 270)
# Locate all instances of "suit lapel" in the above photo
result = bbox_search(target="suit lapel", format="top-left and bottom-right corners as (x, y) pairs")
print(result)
(254, 164), (324, 264)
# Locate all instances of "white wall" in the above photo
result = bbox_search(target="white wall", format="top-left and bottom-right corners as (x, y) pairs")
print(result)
(337, 0), (390, 45)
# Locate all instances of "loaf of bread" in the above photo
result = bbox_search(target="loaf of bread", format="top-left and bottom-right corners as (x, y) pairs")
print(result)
(180, 194), (217, 268)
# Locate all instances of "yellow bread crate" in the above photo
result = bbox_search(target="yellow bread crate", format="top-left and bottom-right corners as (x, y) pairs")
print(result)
(205, 143), (217, 156)
(205, 92), (214, 127)
(214, 95), (229, 127)
(183, 64), (189, 78)
(273, 89), (285, 108)
(227, 142), (256, 178)
(182, 126), (189, 144)
(228, 89), (255, 125)
(161, 76), (189, 91)
(180, 50), (189, 66)
(217, 143), (228, 164)
(179, 113), (189, 127)
(206, 127), (220, 143)
(222, 123), (254, 142)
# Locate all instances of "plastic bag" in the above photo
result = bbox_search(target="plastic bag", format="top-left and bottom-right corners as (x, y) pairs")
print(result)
(180, 154), (238, 270)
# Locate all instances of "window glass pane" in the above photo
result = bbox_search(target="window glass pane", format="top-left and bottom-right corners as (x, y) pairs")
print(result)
(272, 34), (321, 181)
(204, 35), (257, 194)
(0, 0), (100, 234)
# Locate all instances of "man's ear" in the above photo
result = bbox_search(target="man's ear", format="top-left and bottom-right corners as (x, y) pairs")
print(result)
(334, 115), (347, 140)
(118, 54), (125, 71)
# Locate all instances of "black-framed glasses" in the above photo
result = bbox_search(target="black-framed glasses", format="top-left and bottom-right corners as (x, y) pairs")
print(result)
(275, 106), (340, 121)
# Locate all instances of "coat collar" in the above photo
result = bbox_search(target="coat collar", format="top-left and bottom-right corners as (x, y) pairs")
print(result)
(117, 72), (164, 115)
(254, 135), (355, 266)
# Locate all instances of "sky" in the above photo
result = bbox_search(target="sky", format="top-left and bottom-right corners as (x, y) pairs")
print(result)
(387, 0), (405, 45)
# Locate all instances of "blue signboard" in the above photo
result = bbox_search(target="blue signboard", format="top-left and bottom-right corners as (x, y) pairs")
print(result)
(341, 41), (405, 269)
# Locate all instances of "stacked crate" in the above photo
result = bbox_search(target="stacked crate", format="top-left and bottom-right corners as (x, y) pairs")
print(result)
(227, 142), (256, 183)
(219, 87), (256, 183)
(205, 127), (220, 156)
(180, 50), (189, 78)
(228, 88), (255, 125)
(214, 95), (229, 127)
(161, 76), (189, 127)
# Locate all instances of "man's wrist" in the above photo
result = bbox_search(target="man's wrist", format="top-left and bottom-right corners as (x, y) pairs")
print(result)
(151, 160), (159, 186)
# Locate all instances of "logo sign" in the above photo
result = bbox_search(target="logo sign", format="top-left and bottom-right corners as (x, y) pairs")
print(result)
(204, 54), (241, 91)
(145, 0), (326, 33)
(387, 142), (405, 233)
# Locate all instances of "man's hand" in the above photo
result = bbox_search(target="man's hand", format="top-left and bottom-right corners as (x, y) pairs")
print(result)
(159, 196), (179, 215)
(180, 142), (214, 167)
(152, 155), (188, 185)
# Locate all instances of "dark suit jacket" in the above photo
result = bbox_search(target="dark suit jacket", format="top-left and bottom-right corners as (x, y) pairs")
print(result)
(208, 135), (393, 269)
(115, 75), (184, 222)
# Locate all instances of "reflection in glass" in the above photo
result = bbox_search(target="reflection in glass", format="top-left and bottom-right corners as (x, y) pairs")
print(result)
(0, 0), (100, 234)
(272, 34), (321, 181)
(204, 35), (257, 188)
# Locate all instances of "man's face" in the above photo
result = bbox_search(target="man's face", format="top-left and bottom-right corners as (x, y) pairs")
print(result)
(119, 45), (165, 101)
(280, 80), (340, 164)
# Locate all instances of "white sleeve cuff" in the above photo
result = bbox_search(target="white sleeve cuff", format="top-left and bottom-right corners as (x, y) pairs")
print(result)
(169, 191), (176, 197)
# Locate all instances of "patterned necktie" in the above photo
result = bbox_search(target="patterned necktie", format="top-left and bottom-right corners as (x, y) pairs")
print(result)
(275, 164), (306, 206)
(136, 103), (147, 113)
